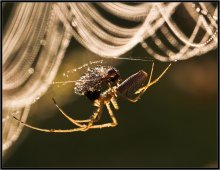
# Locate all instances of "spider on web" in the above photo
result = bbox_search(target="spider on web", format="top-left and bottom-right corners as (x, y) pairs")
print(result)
(13, 61), (171, 133)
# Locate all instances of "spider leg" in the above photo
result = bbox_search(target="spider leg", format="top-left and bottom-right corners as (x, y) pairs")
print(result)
(53, 98), (101, 124)
(82, 104), (103, 131)
(110, 97), (119, 110)
(52, 98), (86, 128)
(12, 100), (103, 133)
(74, 119), (92, 123)
(87, 102), (118, 129)
(13, 116), (88, 133)
(12, 101), (117, 132)
(135, 63), (172, 95)
(107, 84), (119, 110)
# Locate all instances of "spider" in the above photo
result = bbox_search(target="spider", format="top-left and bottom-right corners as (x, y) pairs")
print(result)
(13, 62), (171, 133)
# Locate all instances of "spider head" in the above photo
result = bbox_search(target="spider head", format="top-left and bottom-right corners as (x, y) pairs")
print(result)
(106, 68), (120, 84)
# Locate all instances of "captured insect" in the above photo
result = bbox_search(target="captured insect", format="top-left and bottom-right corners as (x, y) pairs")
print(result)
(13, 61), (171, 133)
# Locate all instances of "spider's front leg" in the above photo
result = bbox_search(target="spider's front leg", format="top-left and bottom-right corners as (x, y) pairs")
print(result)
(135, 62), (172, 95)
(116, 62), (171, 103)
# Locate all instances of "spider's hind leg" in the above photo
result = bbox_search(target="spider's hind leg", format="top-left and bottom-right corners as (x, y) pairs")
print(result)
(13, 116), (89, 133)
(52, 98), (104, 130)
(52, 98), (86, 128)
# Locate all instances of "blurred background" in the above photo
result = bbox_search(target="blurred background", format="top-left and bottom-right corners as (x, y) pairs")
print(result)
(2, 2), (218, 168)
(3, 40), (218, 168)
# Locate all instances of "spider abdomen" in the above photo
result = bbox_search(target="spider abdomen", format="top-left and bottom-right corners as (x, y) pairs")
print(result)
(116, 70), (148, 101)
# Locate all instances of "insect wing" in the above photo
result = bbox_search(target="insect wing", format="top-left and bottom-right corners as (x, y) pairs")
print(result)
(116, 70), (148, 101)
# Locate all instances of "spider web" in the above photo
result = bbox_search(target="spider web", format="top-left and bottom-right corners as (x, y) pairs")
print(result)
(2, 2), (218, 155)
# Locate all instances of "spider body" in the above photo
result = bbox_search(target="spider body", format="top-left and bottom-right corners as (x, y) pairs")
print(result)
(74, 66), (120, 101)
(13, 62), (172, 133)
